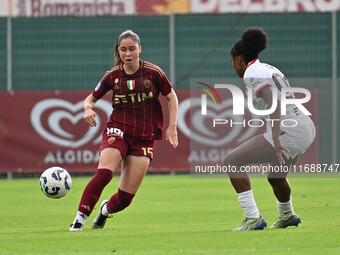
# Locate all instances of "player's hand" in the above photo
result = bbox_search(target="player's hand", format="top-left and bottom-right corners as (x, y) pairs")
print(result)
(273, 137), (289, 165)
(166, 125), (178, 148)
(84, 109), (97, 127)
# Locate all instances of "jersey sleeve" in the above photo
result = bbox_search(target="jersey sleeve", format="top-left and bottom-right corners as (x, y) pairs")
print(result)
(91, 72), (112, 99)
(158, 73), (173, 96)
(143, 61), (173, 96)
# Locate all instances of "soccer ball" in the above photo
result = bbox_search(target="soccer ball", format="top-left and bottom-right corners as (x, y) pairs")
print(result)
(39, 167), (72, 199)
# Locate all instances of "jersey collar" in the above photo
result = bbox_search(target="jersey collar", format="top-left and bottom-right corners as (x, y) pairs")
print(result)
(121, 60), (143, 76)
(247, 58), (259, 69)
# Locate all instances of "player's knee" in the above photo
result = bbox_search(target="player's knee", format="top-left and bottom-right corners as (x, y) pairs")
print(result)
(95, 168), (113, 186)
(267, 177), (286, 187)
(224, 152), (240, 166)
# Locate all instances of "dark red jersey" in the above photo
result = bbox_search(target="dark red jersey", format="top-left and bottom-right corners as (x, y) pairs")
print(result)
(92, 60), (172, 140)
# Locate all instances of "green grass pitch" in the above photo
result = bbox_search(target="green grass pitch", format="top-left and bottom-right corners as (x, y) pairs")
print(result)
(0, 175), (339, 255)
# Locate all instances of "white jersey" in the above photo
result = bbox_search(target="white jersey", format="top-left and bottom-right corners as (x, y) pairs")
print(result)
(244, 59), (315, 158)
(243, 58), (312, 130)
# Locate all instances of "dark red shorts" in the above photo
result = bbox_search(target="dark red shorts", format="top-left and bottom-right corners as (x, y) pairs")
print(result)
(100, 127), (155, 159)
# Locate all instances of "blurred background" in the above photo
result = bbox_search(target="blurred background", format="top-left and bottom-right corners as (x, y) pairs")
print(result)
(0, 0), (339, 177)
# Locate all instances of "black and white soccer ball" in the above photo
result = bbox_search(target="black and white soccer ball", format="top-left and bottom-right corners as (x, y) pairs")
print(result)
(39, 167), (72, 199)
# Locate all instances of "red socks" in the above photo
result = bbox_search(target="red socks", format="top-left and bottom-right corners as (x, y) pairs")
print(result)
(107, 188), (135, 213)
(77, 169), (135, 216)
(78, 168), (113, 216)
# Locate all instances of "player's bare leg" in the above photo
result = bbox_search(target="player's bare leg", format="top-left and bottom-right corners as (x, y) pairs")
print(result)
(118, 155), (150, 194)
(267, 157), (298, 202)
(226, 135), (279, 189)
(97, 147), (124, 171)
(267, 157), (301, 228)
(70, 148), (122, 231)
(92, 155), (150, 229)
(225, 134), (279, 231)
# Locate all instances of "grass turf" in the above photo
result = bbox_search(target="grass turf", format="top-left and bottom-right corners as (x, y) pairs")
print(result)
(0, 175), (339, 255)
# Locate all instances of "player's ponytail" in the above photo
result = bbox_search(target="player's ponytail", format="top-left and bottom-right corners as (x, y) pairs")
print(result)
(113, 29), (141, 67)
(230, 27), (268, 64)
(113, 38), (121, 67)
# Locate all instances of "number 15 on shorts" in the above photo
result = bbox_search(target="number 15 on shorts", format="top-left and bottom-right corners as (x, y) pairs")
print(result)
(142, 147), (153, 159)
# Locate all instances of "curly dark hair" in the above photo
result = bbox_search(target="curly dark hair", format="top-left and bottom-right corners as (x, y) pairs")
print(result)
(230, 27), (268, 63)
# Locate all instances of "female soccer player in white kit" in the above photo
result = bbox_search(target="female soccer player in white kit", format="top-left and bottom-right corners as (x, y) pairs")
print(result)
(226, 27), (316, 231)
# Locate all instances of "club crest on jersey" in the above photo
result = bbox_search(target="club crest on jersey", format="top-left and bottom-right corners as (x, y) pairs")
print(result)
(108, 137), (116, 144)
(143, 79), (151, 88)
(127, 80), (135, 90)
(115, 78), (119, 83)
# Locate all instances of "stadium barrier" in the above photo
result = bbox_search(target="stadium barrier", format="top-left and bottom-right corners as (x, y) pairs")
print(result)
(0, 89), (318, 174)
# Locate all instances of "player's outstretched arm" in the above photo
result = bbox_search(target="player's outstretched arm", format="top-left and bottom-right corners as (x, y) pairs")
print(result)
(164, 89), (178, 148)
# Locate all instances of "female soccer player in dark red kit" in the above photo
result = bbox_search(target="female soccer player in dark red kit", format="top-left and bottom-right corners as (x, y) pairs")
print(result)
(70, 30), (178, 231)
(226, 27), (315, 231)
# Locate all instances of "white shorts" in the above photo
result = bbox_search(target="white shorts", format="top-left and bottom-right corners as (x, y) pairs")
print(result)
(263, 118), (316, 159)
